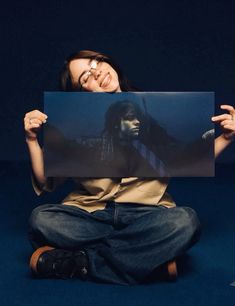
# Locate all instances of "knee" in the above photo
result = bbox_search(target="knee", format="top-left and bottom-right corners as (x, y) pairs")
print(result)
(175, 207), (201, 244)
(28, 205), (50, 232)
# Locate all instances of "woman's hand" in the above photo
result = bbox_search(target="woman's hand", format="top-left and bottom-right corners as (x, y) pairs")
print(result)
(212, 105), (235, 140)
(24, 110), (48, 141)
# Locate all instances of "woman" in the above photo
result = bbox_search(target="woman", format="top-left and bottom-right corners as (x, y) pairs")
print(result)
(24, 50), (235, 285)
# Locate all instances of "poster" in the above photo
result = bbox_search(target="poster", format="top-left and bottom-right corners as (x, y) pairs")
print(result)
(44, 92), (215, 177)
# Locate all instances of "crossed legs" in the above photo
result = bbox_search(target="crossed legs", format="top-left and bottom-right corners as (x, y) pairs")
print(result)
(28, 202), (201, 284)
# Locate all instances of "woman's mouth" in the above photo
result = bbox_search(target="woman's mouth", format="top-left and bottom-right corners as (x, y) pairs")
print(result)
(100, 73), (111, 88)
(132, 128), (140, 133)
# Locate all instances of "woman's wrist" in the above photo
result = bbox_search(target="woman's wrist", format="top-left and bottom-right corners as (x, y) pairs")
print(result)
(222, 132), (235, 142)
(25, 135), (38, 144)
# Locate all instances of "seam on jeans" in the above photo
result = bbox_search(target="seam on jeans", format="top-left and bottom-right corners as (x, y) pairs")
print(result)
(114, 203), (119, 227)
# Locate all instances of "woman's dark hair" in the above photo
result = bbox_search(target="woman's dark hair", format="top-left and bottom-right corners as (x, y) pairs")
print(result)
(100, 99), (177, 163)
(100, 100), (142, 162)
(60, 50), (137, 92)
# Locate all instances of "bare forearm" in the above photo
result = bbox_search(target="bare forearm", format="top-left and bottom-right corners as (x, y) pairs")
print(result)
(214, 135), (232, 158)
(212, 105), (235, 158)
(24, 110), (48, 185)
(26, 138), (46, 185)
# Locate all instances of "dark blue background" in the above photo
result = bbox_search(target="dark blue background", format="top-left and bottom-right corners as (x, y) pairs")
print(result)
(1, 0), (235, 161)
(1, 1), (235, 306)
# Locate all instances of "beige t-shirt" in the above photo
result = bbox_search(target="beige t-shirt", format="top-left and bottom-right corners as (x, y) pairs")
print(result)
(32, 176), (175, 212)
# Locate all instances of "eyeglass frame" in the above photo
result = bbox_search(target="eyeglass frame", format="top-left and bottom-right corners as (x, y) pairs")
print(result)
(77, 56), (104, 90)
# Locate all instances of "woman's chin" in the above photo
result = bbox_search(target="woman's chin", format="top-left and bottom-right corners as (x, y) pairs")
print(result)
(102, 85), (120, 93)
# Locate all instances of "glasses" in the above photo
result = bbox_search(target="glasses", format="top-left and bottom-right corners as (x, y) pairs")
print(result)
(78, 57), (103, 89)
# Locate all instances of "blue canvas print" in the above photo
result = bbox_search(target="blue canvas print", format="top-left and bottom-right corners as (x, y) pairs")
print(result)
(44, 92), (214, 177)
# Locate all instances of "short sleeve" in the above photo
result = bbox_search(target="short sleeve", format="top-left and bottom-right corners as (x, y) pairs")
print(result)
(31, 172), (66, 195)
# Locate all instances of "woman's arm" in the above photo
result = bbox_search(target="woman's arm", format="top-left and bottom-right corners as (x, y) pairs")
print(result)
(212, 105), (235, 158)
(24, 110), (48, 186)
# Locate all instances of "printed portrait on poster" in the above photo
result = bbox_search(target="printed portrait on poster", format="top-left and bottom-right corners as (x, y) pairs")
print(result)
(44, 92), (214, 177)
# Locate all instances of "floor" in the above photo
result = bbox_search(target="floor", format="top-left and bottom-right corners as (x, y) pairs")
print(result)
(0, 161), (235, 306)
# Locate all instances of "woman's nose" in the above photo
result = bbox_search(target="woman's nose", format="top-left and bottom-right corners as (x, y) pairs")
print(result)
(134, 119), (140, 126)
(91, 69), (102, 79)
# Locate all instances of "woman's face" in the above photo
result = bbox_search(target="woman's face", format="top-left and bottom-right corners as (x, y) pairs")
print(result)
(69, 58), (121, 92)
(119, 114), (140, 140)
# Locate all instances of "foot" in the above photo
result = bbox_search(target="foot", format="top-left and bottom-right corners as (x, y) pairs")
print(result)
(29, 246), (89, 279)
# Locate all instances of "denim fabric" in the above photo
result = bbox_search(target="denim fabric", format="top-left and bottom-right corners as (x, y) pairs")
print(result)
(28, 202), (201, 285)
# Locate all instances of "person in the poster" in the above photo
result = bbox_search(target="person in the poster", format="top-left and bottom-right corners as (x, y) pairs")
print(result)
(95, 99), (171, 177)
(100, 99), (214, 177)
(101, 99), (164, 177)
(44, 99), (171, 177)
(45, 98), (212, 177)
(24, 50), (235, 285)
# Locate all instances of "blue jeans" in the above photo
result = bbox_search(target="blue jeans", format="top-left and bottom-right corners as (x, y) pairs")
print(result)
(28, 202), (201, 285)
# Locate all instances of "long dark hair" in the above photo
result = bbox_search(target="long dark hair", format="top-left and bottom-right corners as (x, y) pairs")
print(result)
(100, 100), (143, 162)
(100, 100), (176, 163)
(60, 50), (137, 92)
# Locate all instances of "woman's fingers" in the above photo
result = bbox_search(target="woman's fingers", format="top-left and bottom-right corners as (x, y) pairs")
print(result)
(24, 110), (48, 123)
(220, 105), (235, 114)
(24, 110), (48, 140)
(211, 114), (232, 122)
(224, 124), (235, 130)
(220, 119), (235, 127)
